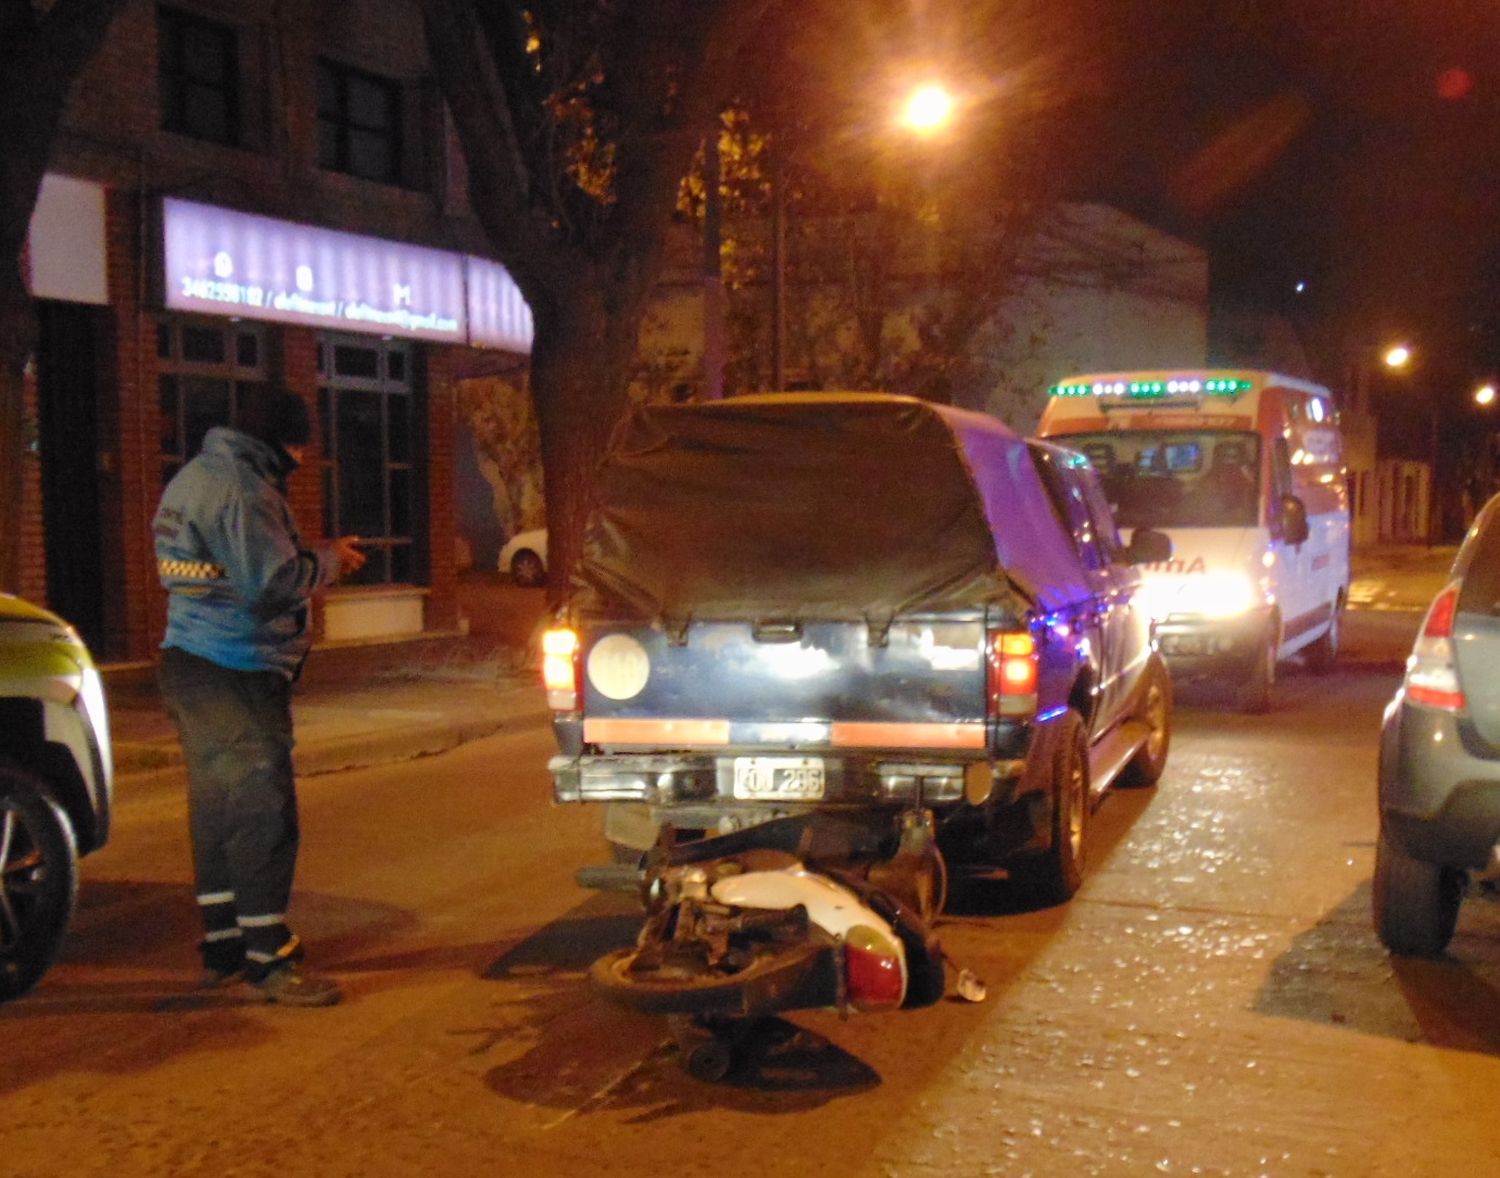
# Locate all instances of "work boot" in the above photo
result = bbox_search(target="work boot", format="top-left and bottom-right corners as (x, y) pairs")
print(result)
(251, 961), (343, 1007)
(196, 937), (246, 989)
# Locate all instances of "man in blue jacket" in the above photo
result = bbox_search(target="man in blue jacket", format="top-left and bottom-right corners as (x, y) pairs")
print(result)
(154, 387), (364, 1006)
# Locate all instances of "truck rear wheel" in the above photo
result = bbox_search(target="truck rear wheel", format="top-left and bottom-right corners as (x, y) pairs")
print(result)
(1012, 709), (1089, 906)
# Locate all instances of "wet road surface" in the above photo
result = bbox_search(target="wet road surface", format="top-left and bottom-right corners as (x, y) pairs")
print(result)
(5, 626), (1500, 1176)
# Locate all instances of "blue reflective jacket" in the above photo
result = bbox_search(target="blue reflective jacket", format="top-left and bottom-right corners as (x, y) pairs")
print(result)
(154, 427), (342, 678)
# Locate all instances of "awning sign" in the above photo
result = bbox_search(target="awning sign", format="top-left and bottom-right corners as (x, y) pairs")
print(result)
(161, 197), (532, 352)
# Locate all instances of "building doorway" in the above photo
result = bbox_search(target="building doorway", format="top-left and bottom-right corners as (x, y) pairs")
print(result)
(35, 300), (105, 651)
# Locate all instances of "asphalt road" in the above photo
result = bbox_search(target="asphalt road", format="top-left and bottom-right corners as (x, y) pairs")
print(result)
(5, 612), (1500, 1177)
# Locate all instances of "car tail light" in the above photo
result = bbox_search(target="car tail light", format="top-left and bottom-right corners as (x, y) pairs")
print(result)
(542, 627), (580, 711)
(1404, 583), (1466, 712)
(987, 630), (1038, 718)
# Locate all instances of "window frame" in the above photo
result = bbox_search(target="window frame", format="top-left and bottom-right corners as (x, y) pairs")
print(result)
(316, 57), (404, 185)
(156, 318), (266, 486)
(317, 334), (421, 586)
(157, 5), (241, 147)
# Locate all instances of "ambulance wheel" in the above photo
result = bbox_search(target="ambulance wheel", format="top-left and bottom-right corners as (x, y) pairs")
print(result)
(1304, 598), (1342, 674)
(1238, 621), (1278, 713)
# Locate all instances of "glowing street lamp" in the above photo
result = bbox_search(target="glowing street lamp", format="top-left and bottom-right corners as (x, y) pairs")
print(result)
(898, 83), (955, 136)
(1477, 383), (1497, 407)
(1384, 343), (1413, 370)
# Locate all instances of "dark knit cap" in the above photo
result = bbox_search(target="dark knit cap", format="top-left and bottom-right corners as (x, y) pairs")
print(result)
(239, 387), (312, 448)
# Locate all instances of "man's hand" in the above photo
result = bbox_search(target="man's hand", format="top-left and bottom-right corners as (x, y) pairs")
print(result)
(334, 535), (368, 577)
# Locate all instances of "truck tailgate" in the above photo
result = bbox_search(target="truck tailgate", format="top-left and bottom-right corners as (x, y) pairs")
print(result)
(580, 618), (988, 750)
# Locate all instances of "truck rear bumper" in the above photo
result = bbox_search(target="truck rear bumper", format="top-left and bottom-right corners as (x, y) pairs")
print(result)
(549, 752), (1024, 809)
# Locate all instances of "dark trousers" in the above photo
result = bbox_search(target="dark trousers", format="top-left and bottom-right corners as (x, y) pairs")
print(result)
(158, 647), (299, 977)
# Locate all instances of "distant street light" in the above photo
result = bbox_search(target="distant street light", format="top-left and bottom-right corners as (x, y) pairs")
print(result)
(1384, 343), (1413, 370)
(1477, 384), (1497, 407)
(898, 83), (955, 136)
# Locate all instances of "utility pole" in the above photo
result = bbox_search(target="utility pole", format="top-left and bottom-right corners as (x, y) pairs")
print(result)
(701, 126), (725, 400)
(770, 145), (787, 392)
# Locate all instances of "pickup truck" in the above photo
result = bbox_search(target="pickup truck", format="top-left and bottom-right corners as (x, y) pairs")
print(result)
(545, 393), (1172, 907)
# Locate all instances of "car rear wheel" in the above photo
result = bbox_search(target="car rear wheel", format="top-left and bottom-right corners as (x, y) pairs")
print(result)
(510, 549), (546, 587)
(1120, 656), (1172, 788)
(0, 764), (80, 1002)
(1013, 709), (1089, 906)
(1373, 828), (1463, 957)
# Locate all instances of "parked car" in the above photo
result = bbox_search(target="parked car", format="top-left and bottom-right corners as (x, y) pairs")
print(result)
(499, 528), (548, 587)
(1375, 494), (1500, 955)
(0, 595), (113, 1000)
(543, 393), (1173, 908)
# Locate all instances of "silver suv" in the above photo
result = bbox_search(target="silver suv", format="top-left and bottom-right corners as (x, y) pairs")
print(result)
(0, 595), (113, 1000)
(1376, 494), (1500, 955)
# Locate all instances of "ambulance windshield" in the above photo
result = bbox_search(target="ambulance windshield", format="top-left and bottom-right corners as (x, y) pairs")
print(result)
(1064, 430), (1262, 529)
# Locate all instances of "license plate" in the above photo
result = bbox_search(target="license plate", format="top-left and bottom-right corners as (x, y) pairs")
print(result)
(732, 756), (826, 800)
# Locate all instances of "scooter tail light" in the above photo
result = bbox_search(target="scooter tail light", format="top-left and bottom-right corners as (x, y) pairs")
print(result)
(541, 626), (580, 711)
(1405, 584), (1466, 712)
(843, 924), (907, 1012)
(987, 629), (1038, 719)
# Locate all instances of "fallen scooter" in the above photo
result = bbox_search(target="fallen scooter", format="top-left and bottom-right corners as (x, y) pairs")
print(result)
(585, 813), (982, 1081)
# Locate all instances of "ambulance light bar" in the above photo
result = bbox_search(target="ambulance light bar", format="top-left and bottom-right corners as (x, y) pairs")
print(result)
(1049, 378), (1254, 398)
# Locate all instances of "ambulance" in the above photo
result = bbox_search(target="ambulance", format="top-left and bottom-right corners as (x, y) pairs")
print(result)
(1037, 369), (1349, 711)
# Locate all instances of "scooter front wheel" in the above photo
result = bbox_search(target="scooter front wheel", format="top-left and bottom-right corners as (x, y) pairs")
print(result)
(590, 939), (835, 1019)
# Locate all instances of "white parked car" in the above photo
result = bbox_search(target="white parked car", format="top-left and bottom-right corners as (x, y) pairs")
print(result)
(498, 528), (548, 587)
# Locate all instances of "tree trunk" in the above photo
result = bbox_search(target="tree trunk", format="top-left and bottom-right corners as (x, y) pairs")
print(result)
(0, 0), (131, 594)
(530, 290), (641, 608)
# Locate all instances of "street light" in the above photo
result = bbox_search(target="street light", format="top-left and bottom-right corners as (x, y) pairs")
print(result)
(770, 80), (958, 389)
(898, 83), (955, 137)
(1384, 343), (1413, 370)
(1476, 383), (1496, 408)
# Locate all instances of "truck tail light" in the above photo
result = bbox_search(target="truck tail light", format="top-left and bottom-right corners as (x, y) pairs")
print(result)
(987, 630), (1038, 719)
(1404, 584), (1466, 712)
(542, 627), (581, 711)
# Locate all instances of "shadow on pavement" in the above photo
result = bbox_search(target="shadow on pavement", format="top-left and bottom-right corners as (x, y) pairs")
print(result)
(1254, 879), (1500, 1056)
(475, 891), (882, 1111)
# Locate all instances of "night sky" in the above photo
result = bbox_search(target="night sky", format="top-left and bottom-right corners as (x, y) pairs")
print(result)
(816, 1), (1500, 389)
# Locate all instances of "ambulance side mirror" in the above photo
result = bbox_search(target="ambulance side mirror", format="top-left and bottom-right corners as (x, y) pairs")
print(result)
(1279, 495), (1310, 546)
(1125, 527), (1172, 564)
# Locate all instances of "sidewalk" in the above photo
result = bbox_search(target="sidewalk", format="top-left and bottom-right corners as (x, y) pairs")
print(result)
(1348, 543), (1457, 612)
(107, 638), (550, 788)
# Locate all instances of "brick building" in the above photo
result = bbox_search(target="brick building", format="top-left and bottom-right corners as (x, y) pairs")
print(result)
(21, 0), (531, 666)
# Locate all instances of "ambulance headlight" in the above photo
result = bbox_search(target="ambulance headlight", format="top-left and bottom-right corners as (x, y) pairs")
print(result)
(1173, 571), (1262, 618)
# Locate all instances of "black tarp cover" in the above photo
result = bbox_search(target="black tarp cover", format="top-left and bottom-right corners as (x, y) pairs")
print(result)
(571, 394), (1088, 627)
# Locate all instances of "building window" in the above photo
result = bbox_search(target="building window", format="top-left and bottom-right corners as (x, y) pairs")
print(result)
(158, 6), (240, 146)
(158, 319), (266, 485)
(318, 335), (418, 585)
(317, 59), (402, 184)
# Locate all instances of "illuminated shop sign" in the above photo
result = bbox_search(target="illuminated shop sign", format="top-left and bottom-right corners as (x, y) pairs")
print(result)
(467, 254), (534, 353)
(161, 197), (533, 352)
